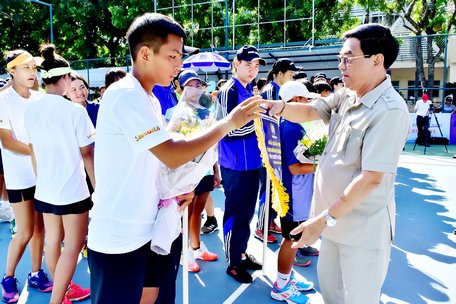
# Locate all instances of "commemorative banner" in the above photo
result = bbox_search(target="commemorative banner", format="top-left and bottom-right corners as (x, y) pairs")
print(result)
(254, 114), (289, 217)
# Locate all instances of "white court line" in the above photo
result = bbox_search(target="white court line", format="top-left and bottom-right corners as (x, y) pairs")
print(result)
(222, 270), (261, 304)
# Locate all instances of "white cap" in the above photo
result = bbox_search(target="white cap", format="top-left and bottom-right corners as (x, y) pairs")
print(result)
(279, 81), (320, 102)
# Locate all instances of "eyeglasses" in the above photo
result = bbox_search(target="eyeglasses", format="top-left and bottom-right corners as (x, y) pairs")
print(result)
(337, 55), (371, 67)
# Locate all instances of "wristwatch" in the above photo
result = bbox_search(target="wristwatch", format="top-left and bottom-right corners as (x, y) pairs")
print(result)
(323, 209), (337, 227)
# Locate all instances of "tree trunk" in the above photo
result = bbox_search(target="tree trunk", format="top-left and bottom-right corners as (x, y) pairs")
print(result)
(415, 36), (427, 98)
(427, 35), (435, 98)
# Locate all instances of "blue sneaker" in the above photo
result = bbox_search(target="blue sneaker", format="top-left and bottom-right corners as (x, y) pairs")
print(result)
(1, 275), (19, 303)
(271, 280), (310, 304)
(27, 269), (53, 292)
(290, 271), (314, 291)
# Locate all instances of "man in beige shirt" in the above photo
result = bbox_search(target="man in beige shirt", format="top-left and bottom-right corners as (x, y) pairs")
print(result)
(265, 24), (410, 304)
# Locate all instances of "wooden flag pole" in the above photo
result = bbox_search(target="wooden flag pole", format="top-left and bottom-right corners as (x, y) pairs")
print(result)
(262, 173), (271, 276)
(183, 208), (189, 304)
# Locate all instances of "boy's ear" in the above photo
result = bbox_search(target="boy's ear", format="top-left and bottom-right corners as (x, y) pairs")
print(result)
(138, 45), (152, 63)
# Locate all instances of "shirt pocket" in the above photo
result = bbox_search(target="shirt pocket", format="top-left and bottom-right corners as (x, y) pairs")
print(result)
(341, 125), (364, 165)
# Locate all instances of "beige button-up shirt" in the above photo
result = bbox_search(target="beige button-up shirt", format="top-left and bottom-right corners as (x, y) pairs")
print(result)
(311, 76), (410, 249)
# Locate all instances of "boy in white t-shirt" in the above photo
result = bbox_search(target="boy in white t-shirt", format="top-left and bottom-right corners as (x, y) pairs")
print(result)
(87, 13), (263, 304)
(0, 50), (53, 303)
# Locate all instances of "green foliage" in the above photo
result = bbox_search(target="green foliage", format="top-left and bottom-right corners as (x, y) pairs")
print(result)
(0, 0), (360, 68)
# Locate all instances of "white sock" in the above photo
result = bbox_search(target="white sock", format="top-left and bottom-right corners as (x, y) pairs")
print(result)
(276, 271), (291, 289)
(31, 270), (39, 277)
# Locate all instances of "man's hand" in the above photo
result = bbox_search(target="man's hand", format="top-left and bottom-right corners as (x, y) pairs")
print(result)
(176, 191), (195, 213)
(290, 215), (326, 248)
(214, 173), (221, 188)
(261, 100), (285, 116)
(225, 95), (264, 130)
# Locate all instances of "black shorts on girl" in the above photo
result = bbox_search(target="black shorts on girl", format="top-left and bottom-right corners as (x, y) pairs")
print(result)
(195, 174), (215, 196)
(34, 197), (93, 215)
(6, 186), (36, 203)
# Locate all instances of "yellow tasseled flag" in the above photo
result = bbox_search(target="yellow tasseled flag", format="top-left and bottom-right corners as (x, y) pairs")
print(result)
(253, 117), (289, 217)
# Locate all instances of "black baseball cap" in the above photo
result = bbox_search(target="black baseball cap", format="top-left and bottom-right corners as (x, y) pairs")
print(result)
(314, 72), (327, 80)
(272, 58), (302, 72)
(236, 45), (266, 65)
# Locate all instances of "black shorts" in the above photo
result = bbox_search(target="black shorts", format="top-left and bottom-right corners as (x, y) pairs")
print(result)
(6, 186), (36, 203)
(195, 175), (214, 196)
(280, 217), (305, 241)
(34, 197), (93, 215)
(88, 238), (181, 304)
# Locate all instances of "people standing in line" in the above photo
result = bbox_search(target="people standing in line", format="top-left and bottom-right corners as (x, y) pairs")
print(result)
(270, 80), (319, 304)
(255, 58), (301, 244)
(87, 13), (263, 304)
(264, 24), (410, 304)
(24, 44), (94, 304)
(414, 93), (433, 147)
(215, 45), (265, 284)
(0, 50), (53, 304)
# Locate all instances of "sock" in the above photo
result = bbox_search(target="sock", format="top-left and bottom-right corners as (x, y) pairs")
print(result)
(31, 270), (39, 277)
(191, 247), (200, 251)
(276, 271), (291, 289)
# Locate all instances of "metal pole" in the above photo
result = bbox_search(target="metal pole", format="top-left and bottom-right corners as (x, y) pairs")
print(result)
(442, 34), (449, 103)
(284, 0), (286, 47)
(49, 4), (53, 43)
(257, 0), (260, 48)
(225, 0), (229, 50)
(311, 0), (315, 47)
(232, 0), (235, 50)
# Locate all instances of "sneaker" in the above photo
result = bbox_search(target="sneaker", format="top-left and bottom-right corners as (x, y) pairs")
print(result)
(299, 246), (319, 256)
(201, 216), (219, 234)
(241, 254), (262, 270)
(271, 281), (310, 304)
(254, 229), (277, 243)
(290, 271), (314, 291)
(27, 269), (53, 292)
(1, 276), (19, 303)
(62, 296), (72, 304)
(65, 281), (90, 302)
(293, 251), (311, 267)
(226, 266), (252, 284)
(269, 222), (282, 234)
(193, 242), (218, 261)
(180, 250), (200, 273)
(81, 240), (88, 259)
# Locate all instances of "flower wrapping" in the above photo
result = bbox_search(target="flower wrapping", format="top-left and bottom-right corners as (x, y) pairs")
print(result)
(293, 120), (328, 164)
(151, 87), (217, 255)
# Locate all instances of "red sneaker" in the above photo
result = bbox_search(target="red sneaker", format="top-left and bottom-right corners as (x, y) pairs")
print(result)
(66, 281), (90, 302)
(62, 296), (72, 304)
(269, 222), (282, 234)
(254, 229), (277, 243)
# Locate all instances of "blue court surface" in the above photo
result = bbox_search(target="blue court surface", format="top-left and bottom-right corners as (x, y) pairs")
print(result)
(1, 143), (455, 303)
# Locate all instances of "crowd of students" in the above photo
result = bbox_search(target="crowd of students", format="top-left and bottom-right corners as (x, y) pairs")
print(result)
(0, 12), (408, 304)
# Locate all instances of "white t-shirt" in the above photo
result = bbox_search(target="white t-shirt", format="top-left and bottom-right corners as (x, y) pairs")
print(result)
(0, 87), (41, 189)
(414, 99), (432, 117)
(24, 94), (95, 205)
(88, 74), (172, 254)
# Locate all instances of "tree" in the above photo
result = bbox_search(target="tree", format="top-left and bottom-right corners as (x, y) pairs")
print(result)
(381, 0), (456, 98)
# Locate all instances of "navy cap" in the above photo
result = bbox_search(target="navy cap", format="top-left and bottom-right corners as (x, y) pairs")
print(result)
(314, 72), (327, 80)
(272, 58), (301, 72)
(178, 69), (201, 87)
(0, 79), (6, 89)
(236, 45), (266, 65)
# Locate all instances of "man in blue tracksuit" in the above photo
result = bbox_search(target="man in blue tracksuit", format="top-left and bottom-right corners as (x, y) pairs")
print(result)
(216, 45), (265, 284)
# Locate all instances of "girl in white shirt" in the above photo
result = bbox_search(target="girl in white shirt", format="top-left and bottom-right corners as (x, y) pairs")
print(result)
(0, 50), (53, 303)
(24, 44), (95, 304)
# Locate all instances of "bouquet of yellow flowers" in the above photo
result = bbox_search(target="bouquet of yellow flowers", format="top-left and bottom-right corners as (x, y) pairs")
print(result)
(294, 132), (328, 164)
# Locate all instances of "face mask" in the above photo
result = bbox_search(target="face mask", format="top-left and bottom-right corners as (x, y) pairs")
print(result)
(198, 92), (213, 109)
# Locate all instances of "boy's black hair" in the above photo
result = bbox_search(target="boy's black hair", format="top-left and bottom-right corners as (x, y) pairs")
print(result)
(105, 68), (127, 89)
(342, 24), (399, 70)
(314, 81), (332, 94)
(126, 13), (186, 61)
(39, 44), (70, 85)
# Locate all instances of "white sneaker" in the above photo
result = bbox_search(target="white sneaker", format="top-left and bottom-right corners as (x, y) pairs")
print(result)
(193, 242), (218, 261)
(0, 201), (13, 222)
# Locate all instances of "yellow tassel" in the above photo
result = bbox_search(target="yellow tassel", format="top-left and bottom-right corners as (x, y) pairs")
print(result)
(254, 118), (289, 217)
